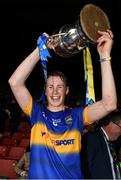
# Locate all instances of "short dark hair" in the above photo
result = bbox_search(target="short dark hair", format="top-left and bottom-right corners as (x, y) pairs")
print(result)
(98, 109), (121, 127)
(47, 71), (68, 86)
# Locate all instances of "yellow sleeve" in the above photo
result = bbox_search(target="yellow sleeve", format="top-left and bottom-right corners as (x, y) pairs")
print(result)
(83, 106), (93, 126)
(22, 96), (33, 117)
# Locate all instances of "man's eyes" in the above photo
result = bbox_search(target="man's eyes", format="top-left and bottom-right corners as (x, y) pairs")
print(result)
(48, 86), (63, 88)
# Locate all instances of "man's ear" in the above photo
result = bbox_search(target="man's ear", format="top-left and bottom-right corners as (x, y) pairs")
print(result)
(66, 86), (69, 95)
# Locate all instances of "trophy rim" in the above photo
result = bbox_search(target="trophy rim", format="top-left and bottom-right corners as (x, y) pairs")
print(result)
(80, 3), (111, 43)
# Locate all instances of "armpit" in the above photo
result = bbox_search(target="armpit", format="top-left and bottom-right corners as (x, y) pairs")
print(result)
(22, 96), (33, 116)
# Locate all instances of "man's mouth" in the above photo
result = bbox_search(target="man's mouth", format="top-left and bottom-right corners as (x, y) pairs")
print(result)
(51, 96), (60, 100)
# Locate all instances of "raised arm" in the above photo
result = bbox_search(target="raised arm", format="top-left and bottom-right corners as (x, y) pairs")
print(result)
(8, 47), (40, 111)
(88, 30), (117, 121)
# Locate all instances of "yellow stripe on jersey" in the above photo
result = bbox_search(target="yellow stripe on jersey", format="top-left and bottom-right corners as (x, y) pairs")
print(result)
(22, 96), (32, 116)
(83, 106), (93, 125)
(30, 122), (81, 154)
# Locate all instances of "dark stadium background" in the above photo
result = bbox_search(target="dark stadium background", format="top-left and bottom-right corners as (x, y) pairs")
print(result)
(0, 0), (121, 105)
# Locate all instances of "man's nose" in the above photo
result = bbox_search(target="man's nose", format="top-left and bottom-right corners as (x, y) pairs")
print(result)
(53, 88), (58, 94)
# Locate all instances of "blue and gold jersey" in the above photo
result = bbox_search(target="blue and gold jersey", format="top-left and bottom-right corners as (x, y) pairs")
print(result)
(24, 97), (91, 179)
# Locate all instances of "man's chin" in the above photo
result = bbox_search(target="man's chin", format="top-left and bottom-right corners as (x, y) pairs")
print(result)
(48, 102), (64, 110)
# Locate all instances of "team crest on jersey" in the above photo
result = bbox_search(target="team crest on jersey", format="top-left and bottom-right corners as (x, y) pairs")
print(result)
(52, 119), (61, 126)
(65, 115), (72, 125)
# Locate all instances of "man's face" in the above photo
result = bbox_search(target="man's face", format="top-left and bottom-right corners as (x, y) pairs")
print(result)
(45, 76), (69, 111)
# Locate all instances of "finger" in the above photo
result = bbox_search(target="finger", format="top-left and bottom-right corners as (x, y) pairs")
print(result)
(98, 30), (113, 38)
(106, 29), (114, 39)
(97, 33), (113, 43)
(43, 32), (49, 37)
(97, 36), (107, 43)
(97, 36), (111, 46)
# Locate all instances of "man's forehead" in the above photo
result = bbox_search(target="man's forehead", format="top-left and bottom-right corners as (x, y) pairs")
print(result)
(47, 76), (64, 83)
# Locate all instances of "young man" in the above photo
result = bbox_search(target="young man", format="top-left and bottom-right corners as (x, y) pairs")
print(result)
(8, 30), (117, 179)
(81, 110), (121, 179)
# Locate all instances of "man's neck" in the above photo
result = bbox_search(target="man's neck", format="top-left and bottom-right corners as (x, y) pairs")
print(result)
(47, 105), (65, 112)
(102, 126), (115, 141)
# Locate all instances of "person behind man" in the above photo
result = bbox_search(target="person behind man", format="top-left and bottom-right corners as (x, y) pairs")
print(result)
(81, 109), (121, 179)
(8, 29), (117, 179)
(15, 145), (30, 179)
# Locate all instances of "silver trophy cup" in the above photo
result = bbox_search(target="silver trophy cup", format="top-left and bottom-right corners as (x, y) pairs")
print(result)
(46, 4), (110, 57)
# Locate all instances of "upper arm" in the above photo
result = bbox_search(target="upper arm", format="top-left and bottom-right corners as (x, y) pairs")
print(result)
(87, 100), (113, 122)
(10, 85), (32, 116)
